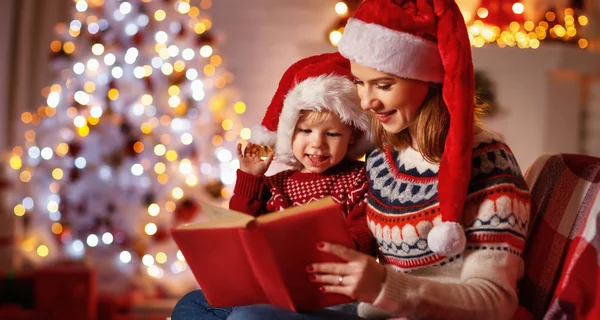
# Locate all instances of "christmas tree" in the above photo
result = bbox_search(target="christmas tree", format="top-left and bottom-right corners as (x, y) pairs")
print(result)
(6, 0), (247, 297)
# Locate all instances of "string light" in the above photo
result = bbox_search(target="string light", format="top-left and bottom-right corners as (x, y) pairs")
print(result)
(329, 2), (589, 49)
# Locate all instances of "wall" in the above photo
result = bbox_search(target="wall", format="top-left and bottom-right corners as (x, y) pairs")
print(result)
(473, 44), (599, 169)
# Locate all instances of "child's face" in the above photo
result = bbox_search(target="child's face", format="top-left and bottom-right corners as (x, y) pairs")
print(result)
(350, 61), (430, 134)
(292, 112), (354, 173)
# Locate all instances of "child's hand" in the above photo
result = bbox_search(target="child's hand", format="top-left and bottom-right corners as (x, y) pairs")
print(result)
(236, 142), (274, 176)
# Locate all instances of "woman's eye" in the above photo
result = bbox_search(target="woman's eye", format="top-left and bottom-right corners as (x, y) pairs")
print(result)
(377, 84), (392, 90)
(353, 79), (364, 86)
(326, 132), (341, 137)
(297, 129), (311, 133)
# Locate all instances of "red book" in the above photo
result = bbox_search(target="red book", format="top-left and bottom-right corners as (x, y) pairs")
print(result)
(170, 197), (355, 312)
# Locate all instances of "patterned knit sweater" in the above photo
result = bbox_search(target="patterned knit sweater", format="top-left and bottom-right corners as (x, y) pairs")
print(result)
(229, 159), (376, 255)
(359, 129), (531, 320)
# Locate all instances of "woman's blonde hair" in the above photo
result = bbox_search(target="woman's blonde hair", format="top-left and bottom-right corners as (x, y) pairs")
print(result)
(372, 85), (486, 163)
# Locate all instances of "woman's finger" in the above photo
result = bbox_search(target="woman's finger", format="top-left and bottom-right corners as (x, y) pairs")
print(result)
(318, 242), (360, 262)
(319, 285), (352, 298)
(309, 273), (354, 286)
(308, 262), (349, 275)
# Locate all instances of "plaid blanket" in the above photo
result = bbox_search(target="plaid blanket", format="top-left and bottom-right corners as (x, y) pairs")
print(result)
(516, 153), (600, 320)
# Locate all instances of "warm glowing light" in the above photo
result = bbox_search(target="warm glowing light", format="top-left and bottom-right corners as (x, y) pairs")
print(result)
(154, 144), (167, 156)
(91, 43), (104, 55)
(145, 223), (158, 235)
(172, 187), (184, 199)
(52, 168), (64, 180)
(222, 119), (233, 130)
(37, 245), (49, 257)
(141, 122), (153, 134)
(148, 203), (160, 216)
(210, 55), (222, 66)
(477, 8), (488, 18)
(166, 150), (178, 161)
(108, 88), (119, 100)
(512, 3), (524, 14)
(186, 175), (198, 186)
(200, 45), (213, 57)
(156, 252), (167, 264)
(52, 223), (63, 234)
(14, 204), (26, 216)
(10, 156), (22, 170)
(335, 2), (348, 15)
(154, 162), (166, 174)
(329, 30), (342, 46)
(240, 128), (251, 140)
(155, 10), (166, 21)
(177, 250), (185, 261)
(133, 141), (144, 153)
(204, 64), (216, 76)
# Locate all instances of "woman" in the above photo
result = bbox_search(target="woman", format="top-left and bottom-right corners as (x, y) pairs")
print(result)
(228, 0), (531, 319)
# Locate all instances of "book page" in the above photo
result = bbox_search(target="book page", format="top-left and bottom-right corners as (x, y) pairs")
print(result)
(177, 200), (254, 229)
(256, 197), (335, 223)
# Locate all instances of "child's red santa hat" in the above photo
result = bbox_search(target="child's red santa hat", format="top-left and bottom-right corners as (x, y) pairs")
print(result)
(339, 0), (474, 256)
(250, 52), (373, 167)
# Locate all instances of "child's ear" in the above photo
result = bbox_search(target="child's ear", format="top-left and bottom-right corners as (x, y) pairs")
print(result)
(349, 130), (361, 144)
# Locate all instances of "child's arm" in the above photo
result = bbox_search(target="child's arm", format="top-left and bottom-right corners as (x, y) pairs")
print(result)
(345, 166), (378, 256)
(229, 170), (270, 216)
(229, 143), (275, 216)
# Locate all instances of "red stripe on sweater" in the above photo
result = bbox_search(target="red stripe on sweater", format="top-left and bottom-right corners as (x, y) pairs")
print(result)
(467, 232), (526, 250)
(382, 253), (446, 270)
(367, 204), (440, 226)
(384, 148), (438, 183)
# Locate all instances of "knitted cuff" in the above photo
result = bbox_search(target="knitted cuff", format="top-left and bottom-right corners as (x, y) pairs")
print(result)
(233, 170), (264, 199)
(371, 265), (416, 314)
(350, 227), (377, 256)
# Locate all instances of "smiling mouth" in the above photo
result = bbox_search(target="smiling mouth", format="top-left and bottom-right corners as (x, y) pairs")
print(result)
(306, 154), (329, 166)
(375, 110), (396, 117)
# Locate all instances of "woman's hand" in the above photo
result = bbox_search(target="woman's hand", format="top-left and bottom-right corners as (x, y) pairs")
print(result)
(307, 242), (387, 303)
(236, 142), (274, 176)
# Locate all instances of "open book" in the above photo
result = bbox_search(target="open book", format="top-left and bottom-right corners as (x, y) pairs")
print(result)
(170, 197), (355, 312)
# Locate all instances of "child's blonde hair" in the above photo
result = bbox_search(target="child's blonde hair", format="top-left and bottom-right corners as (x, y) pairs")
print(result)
(297, 110), (361, 141)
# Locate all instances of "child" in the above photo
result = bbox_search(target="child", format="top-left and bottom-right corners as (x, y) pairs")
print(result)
(229, 52), (375, 255)
(171, 52), (375, 320)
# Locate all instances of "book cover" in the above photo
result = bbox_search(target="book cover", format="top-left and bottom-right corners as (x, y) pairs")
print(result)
(170, 197), (355, 311)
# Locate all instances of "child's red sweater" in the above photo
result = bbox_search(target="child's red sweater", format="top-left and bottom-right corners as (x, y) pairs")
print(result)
(229, 159), (376, 255)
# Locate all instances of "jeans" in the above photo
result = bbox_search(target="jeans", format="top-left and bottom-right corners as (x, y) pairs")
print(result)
(171, 290), (234, 320)
(171, 290), (363, 319)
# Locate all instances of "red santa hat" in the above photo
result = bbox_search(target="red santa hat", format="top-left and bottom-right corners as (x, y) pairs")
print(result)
(339, 0), (475, 256)
(250, 52), (373, 167)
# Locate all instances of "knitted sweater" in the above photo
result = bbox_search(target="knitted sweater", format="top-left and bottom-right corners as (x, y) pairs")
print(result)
(229, 159), (376, 255)
(359, 129), (531, 320)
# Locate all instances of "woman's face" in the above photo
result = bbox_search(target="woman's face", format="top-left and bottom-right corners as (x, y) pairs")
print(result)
(351, 62), (430, 134)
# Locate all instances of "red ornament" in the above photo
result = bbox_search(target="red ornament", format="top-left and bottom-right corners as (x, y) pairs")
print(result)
(153, 226), (170, 243)
(173, 198), (201, 223)
(68, 141), (82, 157)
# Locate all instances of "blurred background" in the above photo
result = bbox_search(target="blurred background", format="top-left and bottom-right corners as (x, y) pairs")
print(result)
(0, 0), (599, 319)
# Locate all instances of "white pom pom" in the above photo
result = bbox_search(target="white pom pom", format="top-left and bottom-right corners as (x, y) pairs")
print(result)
(427, 222), (466, 256)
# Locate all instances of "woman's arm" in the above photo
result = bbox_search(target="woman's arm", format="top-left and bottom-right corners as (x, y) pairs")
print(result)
(368, 250), (521, 320)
